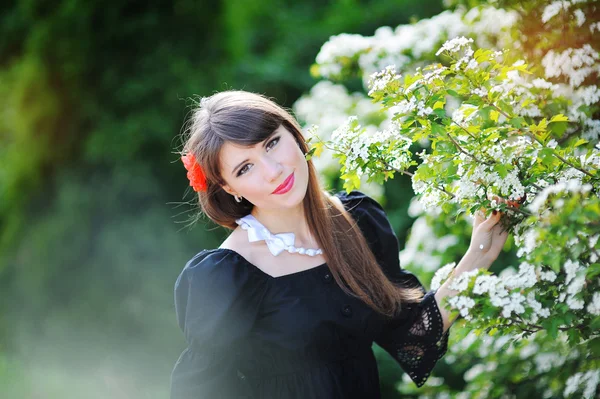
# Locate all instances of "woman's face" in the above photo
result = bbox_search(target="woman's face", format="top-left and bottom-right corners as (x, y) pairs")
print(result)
(219, 124), (309, 210)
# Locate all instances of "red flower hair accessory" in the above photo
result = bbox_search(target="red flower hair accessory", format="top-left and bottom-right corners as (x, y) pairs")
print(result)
(181, 153), (208, 192)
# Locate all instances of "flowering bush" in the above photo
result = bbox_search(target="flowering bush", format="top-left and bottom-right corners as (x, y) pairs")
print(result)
(295, 0), (600, 397)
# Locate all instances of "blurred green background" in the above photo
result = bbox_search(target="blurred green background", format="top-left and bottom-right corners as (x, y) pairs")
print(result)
(0, 1), (447, 397)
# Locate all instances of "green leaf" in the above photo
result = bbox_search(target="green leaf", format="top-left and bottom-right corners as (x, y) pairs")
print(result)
(490, 110), (499, 123)
(474, 48), (492, 63)
(550, 114), (569, 123)
(509, 117), (525, 128)
(586, 263), (600, 279)
(433, 108), (447, 118)
(431, 123), (446, 137)
(433, 100), (445, 110)
(544, 318), (560, 340)
(313, 141), (324, 157)
(549, 121), (567, 137)
(494, 164), (508, 178)
(539, 148), (555, 168)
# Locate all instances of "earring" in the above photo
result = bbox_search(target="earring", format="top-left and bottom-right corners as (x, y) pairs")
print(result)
(234, 194), (243, 203)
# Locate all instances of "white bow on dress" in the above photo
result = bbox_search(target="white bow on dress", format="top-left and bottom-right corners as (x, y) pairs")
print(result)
(235, 214), (296, 256)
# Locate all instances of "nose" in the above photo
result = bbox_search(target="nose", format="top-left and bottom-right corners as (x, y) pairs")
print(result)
(262, 155), (283, 183)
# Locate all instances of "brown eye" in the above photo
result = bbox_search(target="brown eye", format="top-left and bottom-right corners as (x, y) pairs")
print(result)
(267, 137), (280, 150)
(237, 137), (280, 177)
(237, 164), (250, 176)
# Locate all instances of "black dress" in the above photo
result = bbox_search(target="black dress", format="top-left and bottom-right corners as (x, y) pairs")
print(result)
(170, 190), (450, 399)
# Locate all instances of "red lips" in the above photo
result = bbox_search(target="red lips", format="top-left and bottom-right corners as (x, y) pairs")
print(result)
(272, 172), (294, 194)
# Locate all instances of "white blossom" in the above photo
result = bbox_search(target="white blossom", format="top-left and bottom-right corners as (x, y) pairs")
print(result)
(315, 33), (371, 76)
(400, 216), (457, 271)
(583, 119), (600, 141)
(567, 274), (586, 296)
(492, 334), (513, 354)
(583, 370), (600, 399)
(448, 269), (480, 292)
(566, 295), (585, 310)
(564, 259), (582, 284)
(472, 87), (488, 97)
(541, 1), (570, 24)
(574, 85), (600, 107)
(537, 267), (557, 282)
(587, 292), (600, 316)
(464, 362), (497, 381)
(589, 234), (599, 252)
(564, 369), (600, 398)
(367, 65), (401, 97)
(516, 228), (540, 257)
(293, 81), (390, 196)
(435, 36), (474, 56)
(447, 295), (477, 320)
(473, 274), (500, 295)
(534, 352), (566, 373)
(315, 6), (517, 85)
(505, 262), (538, 289)
(573, 9), (585, 27)
(532, 78), (556, 90)
(519, 342), (540, 359)
(542, 45), (600, 87)
(431, 262), (456, 290)
(501, 292), (527, 318)
(452, 103), (478, 125)
(527, 179), (593, 213)
(527, 292), (551, 320)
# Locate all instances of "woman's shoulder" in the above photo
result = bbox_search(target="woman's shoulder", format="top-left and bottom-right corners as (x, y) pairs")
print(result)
(174, 248), (268, 321)
(173, 248), (269, 349)
(176, 247), (265, 290)
(332, 189), (386, 218)
(180, 248), (238, 275)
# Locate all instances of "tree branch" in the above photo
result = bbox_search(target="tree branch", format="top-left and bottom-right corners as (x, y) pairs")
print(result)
(381, 160), (456, 199)
(445, 127), (495, 166)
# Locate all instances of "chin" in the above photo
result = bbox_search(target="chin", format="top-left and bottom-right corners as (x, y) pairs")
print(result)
(276, 177), (308, 207)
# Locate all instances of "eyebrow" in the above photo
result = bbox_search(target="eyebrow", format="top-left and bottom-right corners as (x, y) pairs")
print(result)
(231, 133), (276, 176)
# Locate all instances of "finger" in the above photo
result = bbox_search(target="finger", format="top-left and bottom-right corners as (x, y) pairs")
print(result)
(474, 208), (486, 227)
(479, 210), (502, 232)
(488, 194), (506, 206)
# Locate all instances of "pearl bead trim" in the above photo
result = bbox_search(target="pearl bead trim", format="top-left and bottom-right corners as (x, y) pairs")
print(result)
(238, 219), (323, 257)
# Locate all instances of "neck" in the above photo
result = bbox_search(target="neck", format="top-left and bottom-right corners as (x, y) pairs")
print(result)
(250, 202), (317, 248)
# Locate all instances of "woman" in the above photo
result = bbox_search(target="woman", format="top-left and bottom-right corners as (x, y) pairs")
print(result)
(171, 91), (509, 398)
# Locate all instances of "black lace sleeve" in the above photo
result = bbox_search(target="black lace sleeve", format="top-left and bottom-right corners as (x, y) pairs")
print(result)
(375, 290), (450, 387)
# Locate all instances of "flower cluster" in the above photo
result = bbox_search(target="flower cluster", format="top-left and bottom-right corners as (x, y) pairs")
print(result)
(181, 153), (207, 192)
(313, 7), (517, 82)
(564, 369), (600, 398)
(327, 116), (414, 191)
(542, 44), (600, 88)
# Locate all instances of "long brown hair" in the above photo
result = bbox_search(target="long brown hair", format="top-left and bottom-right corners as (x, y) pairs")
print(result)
(179, 90), (423, 318)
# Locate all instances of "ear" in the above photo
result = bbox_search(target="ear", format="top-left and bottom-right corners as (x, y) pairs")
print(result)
(221, 184), (235, 196)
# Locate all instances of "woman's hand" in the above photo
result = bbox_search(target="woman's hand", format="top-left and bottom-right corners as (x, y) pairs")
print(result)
(468, 195), (511, 265)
